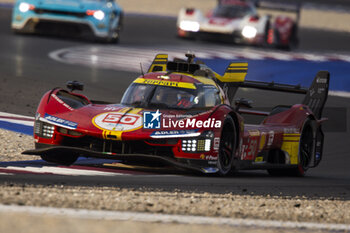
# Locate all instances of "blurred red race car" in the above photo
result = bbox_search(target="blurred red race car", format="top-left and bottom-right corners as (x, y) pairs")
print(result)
(177, 0), (300, 49)
(24, 53), (329, 176)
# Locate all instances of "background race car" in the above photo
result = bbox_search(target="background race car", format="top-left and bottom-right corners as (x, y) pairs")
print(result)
(24, 53), (329, 176)
(177, 0), (300, 49)
(11, 0), (123, 42)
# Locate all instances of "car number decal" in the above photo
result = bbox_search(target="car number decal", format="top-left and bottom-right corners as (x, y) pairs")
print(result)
(93, 112), (142, 132)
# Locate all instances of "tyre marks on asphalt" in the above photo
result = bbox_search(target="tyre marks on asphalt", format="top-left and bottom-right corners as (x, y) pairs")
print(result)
(49, 45), (350, 95)
(49, 45), (350, 73)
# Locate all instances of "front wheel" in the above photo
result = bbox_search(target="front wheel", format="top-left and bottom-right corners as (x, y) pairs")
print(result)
(217, 116), (237, 176)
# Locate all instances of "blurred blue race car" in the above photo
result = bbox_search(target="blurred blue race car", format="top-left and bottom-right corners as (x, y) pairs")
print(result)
(11, 0), (123, 43)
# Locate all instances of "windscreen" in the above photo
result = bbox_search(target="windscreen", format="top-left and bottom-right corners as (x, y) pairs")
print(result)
(121, 83), (221, 110)
(213, 5), (255, 18)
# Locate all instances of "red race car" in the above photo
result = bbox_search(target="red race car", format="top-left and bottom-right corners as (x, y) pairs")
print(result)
(24, 53), (329, 176)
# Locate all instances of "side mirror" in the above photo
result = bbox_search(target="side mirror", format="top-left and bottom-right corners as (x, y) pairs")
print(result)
(66, 81), (84, 92)
(235, 98), (253, 111)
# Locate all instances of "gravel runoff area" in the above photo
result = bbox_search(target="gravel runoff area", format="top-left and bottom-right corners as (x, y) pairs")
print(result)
(3, 0), (350, 33)
(0, 212), (324, 233)
(0, 129), (36, 161)
(0, 127), (350, 228)
(0, 184), (349, 225)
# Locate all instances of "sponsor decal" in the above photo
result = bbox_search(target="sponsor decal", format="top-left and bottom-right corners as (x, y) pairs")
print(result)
(310, 89), (315, 96)
(316, 152), (321, 161)
(205, 155), (218, 161)
(255, 156), (264, 162)
(35, 113), (40, 120)
(284, 128), (299, 134)
(267, 131), (274, 146)
(241, 138), (258, 160)
(43, 113), (77, 129)
(104, 106), (120, 111)
(163, 118), (221, 128)
(143, 110), (222, 129)
(157, 75), (171, 80)
(259, 133), (266, 151)
(213, 137), (220, 151)
(93, 112), (142, 132)
(134, 78), (196, 89)
(150, 129), (200, 138)
(249, 130), (260, 137)
(143, 110), (161, 129)
(201, 167), (219, 173)
(316, 77), (328, 84)
(318, 87), (326, 94)
(200, 154), (205, 160)
(51, 94), (74, 111)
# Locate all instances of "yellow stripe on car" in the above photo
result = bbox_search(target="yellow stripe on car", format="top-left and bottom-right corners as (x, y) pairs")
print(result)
(281, 133), (301, 164)
(134, 78), (196, 89)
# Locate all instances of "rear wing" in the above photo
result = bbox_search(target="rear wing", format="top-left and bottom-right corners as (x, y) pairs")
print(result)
(246, 71), (329, 119)
(302, 71), (330, 119)
(255, 0), (301, 23)
(219, 70), (330, 119)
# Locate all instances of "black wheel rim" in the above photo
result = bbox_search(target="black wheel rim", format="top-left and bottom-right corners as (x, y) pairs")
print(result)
(219, 122), (235, 172)
(300, 125), (313, 170)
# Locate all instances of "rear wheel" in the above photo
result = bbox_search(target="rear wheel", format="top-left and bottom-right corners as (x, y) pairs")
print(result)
(41, 153), (78, 166)
(268, 119), (315, 176)
(287, 24), (299, 51)
(217, 116), (237, 176)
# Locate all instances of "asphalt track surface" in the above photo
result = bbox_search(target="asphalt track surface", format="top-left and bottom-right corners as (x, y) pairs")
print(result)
(0, 7), (350, 198)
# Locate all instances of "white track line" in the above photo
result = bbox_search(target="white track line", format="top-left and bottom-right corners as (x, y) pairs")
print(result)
(0, 112), (34, 120)
(0, 173), (12, 176)
(3, 166), (129, 176)
(0, 204), (349, 231)
(0, 111), (35, 126)
(329, 91), (350, 98)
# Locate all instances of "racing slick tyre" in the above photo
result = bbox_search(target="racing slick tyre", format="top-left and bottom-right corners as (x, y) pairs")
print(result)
(217, 115), (238, 176)
(110, 31), (120, 43)
(286, 24), (299, 51)
(267, 119), (315, 177)
(40, 153), (78, 166)
(108, 13), (123, 43)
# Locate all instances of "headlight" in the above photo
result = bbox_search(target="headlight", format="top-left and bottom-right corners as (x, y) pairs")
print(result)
(19, 2), (31, 12)
(182, 139), (211, 152)
(93, 10), (105, 20)
(242, 26), (257, 39)
(34, 121), (55, 138)
(179, 21), (200, 32)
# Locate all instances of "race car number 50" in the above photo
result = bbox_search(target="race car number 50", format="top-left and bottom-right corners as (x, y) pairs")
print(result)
(93, 112), (143, 131)
(102, 113), (139, 125)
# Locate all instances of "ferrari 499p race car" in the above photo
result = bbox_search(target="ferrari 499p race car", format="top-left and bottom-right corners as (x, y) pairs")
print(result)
(177, 0), (300, 49)
(11, 0), (123, 42)
(24, 53), (329, 176)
